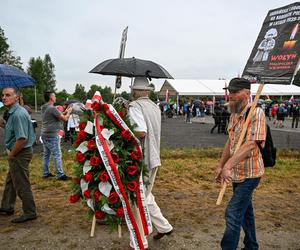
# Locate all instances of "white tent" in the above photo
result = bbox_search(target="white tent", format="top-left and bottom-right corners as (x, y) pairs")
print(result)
(159, 79), (300, 97)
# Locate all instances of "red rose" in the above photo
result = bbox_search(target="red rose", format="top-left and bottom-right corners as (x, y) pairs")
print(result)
(102, 103), (110, 111)
(94, 190), (101, 201)
(111, 153), (120, 163)
(108, 192), (119, 204)
(118, 111), (124, 120)
(83, 172), (93, 182)
(76, 152), (86, 163)
(127, 181), (138, 192)
(126, 165), (138, 175)
(121, 130), (132, 141)
(91, 101), (101, 111)
(87, 140), (96, 151)
(83, 189), (91, 199)
(99, 171), (110, 183)
(131, 150), (142, 161)
(79, 122), (87, 131)
(116, 207), (124, 217)
(95, 210), (105, 220)
(77, 130), (87, 141)
(74, 138), (81, 146)
(69, 194), (80, 203)
(90, 156), (101, 167)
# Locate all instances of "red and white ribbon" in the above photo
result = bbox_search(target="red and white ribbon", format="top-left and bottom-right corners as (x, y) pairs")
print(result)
(103, 104), (152, 235)
(94, 112), (144, 250)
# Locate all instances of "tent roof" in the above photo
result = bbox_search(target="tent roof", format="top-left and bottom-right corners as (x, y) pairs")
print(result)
(160, 79), (300, 96)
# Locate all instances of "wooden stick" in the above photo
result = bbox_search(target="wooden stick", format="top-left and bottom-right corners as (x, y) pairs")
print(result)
(90, 215), (96, 237)
(118, 224), (122, 238)
(216, 83), (265, 205)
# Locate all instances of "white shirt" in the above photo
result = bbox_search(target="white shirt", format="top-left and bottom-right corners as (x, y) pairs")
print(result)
(128, 106), (147, 133)
(67, 114), (79, 130)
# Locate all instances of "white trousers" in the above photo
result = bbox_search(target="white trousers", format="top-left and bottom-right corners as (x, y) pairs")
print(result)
(131, 167), (173, 248)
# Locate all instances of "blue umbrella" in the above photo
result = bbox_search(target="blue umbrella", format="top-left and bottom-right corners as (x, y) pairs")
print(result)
(0, 64), (35, 88)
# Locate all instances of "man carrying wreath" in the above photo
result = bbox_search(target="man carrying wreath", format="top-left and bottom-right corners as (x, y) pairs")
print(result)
(128, 77), (173, 249)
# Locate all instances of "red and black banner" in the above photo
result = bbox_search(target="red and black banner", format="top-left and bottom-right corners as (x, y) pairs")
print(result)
(243, 2), (300, 85)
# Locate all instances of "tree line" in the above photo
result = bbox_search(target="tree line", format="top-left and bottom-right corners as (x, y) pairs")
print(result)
(0, 26), (159, 107)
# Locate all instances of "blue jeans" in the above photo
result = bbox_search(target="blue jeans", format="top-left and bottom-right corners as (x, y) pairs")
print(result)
(221, 178), (260, 250)
(42, 135), (65, 178)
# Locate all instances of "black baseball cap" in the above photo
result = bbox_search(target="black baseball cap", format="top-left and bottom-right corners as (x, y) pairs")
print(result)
(223, 77), (251, 91)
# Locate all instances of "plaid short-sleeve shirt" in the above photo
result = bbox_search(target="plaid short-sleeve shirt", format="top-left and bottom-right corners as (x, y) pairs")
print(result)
(227, 104), (266, 182)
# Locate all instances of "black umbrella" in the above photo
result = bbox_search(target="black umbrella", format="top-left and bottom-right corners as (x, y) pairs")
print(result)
(89, 57), (173, 79)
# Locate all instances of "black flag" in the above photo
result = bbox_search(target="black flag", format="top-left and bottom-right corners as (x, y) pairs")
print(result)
(115, 26), (128, 89)
(243, 2), (300, 86)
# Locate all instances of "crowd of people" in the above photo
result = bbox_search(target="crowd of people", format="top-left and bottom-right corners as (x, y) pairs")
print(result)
(159, 93), (300, 130)
(0, 78), (299, 249)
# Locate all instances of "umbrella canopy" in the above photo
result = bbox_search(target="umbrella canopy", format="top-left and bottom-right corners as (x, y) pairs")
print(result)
(89, 57), (173, 79)
(0, 64), (35, 88)
(64, 99), (80, 105)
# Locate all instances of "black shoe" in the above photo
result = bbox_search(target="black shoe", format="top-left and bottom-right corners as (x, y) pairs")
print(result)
(0, 208), (14, 215)
(57, 175), (71, 181)
(11, 214), (37, 223)
(153, 229), (173, 240)
(42, 173), (55, 178)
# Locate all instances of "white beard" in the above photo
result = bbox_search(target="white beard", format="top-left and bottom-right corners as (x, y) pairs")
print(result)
(228, 99), (247, 114)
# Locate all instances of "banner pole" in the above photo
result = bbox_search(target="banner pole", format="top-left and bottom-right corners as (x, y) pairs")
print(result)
(216, 83), (265, 205)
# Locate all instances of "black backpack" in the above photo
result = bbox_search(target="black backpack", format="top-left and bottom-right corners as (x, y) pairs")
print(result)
(245, 108), (276, 167)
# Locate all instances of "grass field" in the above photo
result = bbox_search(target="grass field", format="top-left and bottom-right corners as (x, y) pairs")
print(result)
(0, 148), (299, 249)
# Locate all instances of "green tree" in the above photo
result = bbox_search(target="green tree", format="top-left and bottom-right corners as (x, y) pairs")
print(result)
(56, 89), (71, 105)
(73, 83), (86, 101)
(86, 84), (99, 100)
(43, 54), (56, 92)
(27, 57), (45, 92)
(87, 84), (113, 103)
(22, 57), (45, 106)
(0, 26), (22, 69)
(149, 83), (157, 102)
(119, 91), (131, 100)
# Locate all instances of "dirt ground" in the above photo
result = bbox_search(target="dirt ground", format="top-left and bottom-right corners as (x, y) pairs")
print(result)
(0, 148), (299, 250)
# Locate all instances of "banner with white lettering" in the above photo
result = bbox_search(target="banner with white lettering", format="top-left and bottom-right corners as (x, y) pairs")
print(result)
(243, 2), (300, 85)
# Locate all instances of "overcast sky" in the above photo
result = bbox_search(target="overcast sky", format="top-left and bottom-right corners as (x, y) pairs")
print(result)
(0, 0), (295, 93)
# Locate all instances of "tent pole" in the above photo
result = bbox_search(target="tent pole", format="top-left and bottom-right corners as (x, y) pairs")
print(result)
(35, 86), (37, 112)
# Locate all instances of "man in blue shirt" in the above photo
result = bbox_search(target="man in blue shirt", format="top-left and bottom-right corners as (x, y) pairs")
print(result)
(0, 88), (37, 223)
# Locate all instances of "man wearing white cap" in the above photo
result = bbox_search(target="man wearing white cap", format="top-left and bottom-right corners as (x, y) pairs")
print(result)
(128, 77), (173, 249)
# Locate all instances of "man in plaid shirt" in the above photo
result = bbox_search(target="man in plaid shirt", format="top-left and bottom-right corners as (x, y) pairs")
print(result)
(215, 78), (266, 250)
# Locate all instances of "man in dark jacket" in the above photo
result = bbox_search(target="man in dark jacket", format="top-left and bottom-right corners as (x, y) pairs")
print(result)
(211, 103), (222, 133)
(292, 103), (300, 128)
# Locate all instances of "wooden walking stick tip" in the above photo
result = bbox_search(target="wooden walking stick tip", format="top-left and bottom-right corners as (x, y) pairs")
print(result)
(216, 183), (227, 206)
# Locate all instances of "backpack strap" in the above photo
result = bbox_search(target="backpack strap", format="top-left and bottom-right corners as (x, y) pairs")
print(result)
(244, 106), (264, 148)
